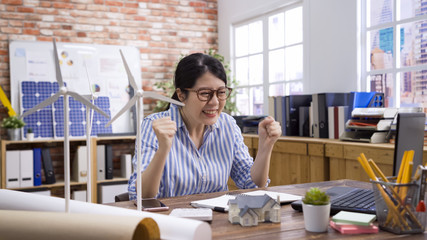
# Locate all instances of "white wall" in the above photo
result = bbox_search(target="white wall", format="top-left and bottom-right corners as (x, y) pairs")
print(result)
(218, 0), (359, 94)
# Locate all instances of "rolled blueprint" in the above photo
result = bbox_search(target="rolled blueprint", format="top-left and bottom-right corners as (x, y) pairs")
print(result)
(0, 189), (211, 240)
(0, 210), (160, 240)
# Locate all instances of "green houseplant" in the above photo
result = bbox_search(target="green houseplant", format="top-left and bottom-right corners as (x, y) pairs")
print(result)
(26, 127), (34, 141)
(1, 116), (25, 140)
(302, 187), (331, 232)
(153, 49), (239, 114)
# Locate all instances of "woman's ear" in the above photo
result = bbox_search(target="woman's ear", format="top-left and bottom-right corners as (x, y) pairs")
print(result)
(176, 88), (186, 102)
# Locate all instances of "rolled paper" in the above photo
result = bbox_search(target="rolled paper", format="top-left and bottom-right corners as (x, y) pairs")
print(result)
(0, 210), (160, 240)
(0, 189), (211, 240)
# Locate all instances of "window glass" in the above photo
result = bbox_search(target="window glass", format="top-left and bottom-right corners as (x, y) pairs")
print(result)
(369, 27), (394, 70)
(269, 83), (285, 96)
(370, 73), (394, 107)
(400, 70), (427, 110)
(235, 88), (249, 115)
(399, 20), (427, 67)
(269, 13), (284, 49)
(285, 45), (303, 80)
(400, 0), (426, 20)
(368, 0), (393, 27)
(235, 26), (248, 57)
(289, 81), (303, 95)
(269, 49), (285, 83)
(249, 21), (263, 54)
(236, 57), (249, 86)
(285, 7), (303, 46)
(251, 86), (264, 115)
(249, 54), (263, 85)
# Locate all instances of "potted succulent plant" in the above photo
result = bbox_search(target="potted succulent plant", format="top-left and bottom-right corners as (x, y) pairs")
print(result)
(26, 128), (34, 141)
(302, 187), (331, 232)
(1, 116), (25, 141)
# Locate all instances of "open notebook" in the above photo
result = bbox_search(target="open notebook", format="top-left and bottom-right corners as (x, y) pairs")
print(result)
(190, 190), (301, 212)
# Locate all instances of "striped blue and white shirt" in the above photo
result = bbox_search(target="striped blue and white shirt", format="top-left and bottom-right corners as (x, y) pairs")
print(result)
(128, 103), (266, 199)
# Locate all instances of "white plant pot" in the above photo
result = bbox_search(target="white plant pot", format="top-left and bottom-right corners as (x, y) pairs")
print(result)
(302, 202), (331, 232)
(26, 133), (34, 141)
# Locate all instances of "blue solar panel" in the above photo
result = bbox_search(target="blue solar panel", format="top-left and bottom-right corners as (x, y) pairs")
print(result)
(91, 96), (112, 136)
(21, 81), (55, 139)
(20, 81), (112, 139)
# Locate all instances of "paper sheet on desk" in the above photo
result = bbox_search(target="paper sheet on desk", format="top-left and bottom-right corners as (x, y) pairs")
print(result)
(0, 210), (159, 240)
(0, 189), (211, 240)
(191, 190), (301, 212)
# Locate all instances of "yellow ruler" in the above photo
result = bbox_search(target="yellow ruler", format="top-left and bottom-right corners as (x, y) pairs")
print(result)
(0, 85), (16, 116)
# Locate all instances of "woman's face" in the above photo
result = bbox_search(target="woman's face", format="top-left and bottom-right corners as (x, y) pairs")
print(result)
(179, 72), (226, 128)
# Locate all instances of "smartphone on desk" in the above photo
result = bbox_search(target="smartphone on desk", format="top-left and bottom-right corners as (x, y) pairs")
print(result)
(135, 198), (169, 212)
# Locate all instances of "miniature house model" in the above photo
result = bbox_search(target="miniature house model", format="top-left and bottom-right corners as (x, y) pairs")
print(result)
(228, 194), (281, 227)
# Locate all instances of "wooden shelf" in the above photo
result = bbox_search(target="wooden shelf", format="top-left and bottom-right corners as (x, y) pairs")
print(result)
(6, 181), (87, 191)
(1, 136), (136, 203)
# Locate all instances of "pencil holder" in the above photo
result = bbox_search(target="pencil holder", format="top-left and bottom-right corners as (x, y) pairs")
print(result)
(371, 179), (425, 234)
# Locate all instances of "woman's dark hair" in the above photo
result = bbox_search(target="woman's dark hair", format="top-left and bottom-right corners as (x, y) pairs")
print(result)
(168, 53), (227, 108)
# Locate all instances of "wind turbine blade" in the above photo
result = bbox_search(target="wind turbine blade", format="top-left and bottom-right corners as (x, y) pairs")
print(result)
(83, 60), (94, 95)
(68, 91), (109, 119)
(20, 92), (61, 119)
(143, 91), (185, 107)
(53, 39), (64, 88)
(105, 96), (138, 127)
(119, 50), (138, 90)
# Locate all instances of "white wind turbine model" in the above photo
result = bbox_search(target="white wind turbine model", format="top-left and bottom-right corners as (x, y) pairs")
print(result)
(106, 50), (184, 211)
(20, 39), (109, 212)
(82, 61), (99, 203)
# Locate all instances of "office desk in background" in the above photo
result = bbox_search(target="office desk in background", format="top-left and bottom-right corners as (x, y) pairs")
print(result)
(110, 180), (425, 239)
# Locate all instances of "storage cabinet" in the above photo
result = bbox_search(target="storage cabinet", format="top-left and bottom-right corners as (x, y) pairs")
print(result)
(0, 136), (136, 203)
(3, 135), (427, 201)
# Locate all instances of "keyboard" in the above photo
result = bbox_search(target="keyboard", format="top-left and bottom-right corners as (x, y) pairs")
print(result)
(330, 188), (375, 214)
(291, 186), (376, 215)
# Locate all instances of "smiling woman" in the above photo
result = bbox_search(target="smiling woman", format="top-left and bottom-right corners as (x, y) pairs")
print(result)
(127, 53), (282, 200)
(153, 49), (239, 114)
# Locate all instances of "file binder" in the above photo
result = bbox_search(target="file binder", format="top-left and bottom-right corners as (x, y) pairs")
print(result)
(72, 146), (88, 182)
(312, 93), (351, 138)
(33, 148), (42, 186)
(19, 150), (33, 188)
(120, 154), (132, 179)
(285, 95), (312, 136)
(105, 145), (113, 179)
(6, 150), (20, 188)
(41, 148), (56, 184)
(97, 145), (106, 181)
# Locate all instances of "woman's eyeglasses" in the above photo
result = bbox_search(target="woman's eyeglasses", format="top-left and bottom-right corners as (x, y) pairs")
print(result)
(185, 87), (232, 102)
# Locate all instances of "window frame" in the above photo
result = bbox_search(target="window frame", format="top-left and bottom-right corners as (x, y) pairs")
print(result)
(231, 2), (304, 115)
(361, 0), (427, 109)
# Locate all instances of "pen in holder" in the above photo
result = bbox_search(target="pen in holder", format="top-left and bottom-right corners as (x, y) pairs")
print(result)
(371, 178), (425, 234)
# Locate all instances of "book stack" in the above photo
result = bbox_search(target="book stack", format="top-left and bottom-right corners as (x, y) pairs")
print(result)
(330, 211), (378, 234)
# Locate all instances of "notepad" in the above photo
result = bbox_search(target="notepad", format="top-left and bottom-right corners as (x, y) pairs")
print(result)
(329, 220), (378, 234)
(331, 211), (376, 226)
(190, 190), (301, 212)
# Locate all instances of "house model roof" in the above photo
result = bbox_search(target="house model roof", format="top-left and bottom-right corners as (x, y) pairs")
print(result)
(229, 194), (273, 209)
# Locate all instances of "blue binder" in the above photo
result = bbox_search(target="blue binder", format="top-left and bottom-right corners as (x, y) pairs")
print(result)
(33, 148), (42, 186)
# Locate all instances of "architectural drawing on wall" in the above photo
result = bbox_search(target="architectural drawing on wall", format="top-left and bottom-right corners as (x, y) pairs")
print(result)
(228, 194), (281, 227)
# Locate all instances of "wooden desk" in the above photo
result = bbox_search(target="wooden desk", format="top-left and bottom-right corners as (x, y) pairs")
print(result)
(110, 180), (425, 239)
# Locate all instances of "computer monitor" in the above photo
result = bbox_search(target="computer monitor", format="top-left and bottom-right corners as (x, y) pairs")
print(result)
(393, 112), (426, 176)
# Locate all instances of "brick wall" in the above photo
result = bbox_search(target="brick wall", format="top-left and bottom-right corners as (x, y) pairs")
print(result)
(0, 0), (218, 139)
